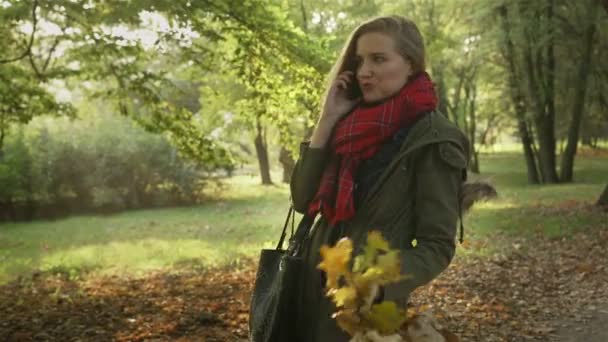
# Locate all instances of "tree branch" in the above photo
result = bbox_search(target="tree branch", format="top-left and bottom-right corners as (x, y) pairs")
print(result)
(42, 29), (66, 72)
(28, 50), (43, 79)
(0, 0), (39, 64)
(0, 114), (5, 152)
(299, 0), (308, 31)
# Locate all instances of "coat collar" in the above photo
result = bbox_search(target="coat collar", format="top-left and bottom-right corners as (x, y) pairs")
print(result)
(359, 111), (469, 205)
(398, 111), (468, 158)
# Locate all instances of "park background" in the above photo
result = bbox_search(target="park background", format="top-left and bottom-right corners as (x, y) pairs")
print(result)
(0, 0), (607, 341)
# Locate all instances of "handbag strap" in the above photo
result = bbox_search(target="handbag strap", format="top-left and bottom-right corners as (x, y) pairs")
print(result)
(276, 206), (295, 250)
(287, 213), (315, 256)
(275, 204), (315, 256)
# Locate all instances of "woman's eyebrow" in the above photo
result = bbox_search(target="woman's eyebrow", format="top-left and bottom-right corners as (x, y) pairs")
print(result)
(355, 51), (387, 58)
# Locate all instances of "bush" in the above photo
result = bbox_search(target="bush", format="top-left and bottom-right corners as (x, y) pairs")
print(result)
(0, 112), (218, 221)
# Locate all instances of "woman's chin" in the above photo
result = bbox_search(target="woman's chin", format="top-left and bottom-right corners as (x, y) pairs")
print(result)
(362, 93), (379, 102)
(362, 88), (404, 105)
(362, 94), (388, 106)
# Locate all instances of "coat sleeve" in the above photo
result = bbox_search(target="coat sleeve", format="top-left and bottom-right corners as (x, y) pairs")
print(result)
(289, 142), (330, 214)
(383, 140), (468, 306)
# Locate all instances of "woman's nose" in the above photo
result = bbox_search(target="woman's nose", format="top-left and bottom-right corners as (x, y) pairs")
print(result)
(358, 60), (372, 78)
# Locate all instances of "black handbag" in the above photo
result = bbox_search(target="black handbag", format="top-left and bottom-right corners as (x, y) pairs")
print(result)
(249, 206), (314, 342)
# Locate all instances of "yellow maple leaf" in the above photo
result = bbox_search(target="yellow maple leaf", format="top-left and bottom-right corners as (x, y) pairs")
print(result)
(364, 301), (408, 335)
(351, 271), (372, 292)
(376, 250), (402, 280)
(367, 231), (390, 252)
(359, 266), (384, 284)
(352, 254), (366, 273)
(332, 286), (358, 308)
(360, 231), (392, 270)
(317, 238), (353, 288)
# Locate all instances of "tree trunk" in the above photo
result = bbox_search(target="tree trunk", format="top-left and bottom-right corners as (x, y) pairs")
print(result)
(543, 0), (559, 184)
(535, 121), (558, 183)
(279, 146), (295, 183)
(468, 86), (480, 173)
(560, 0), (599, 182)
(526, 56), (559, 184)
(0, 116), (5, 155)
(581, 117), (593, 147)
(597, 184), (608, 207)
(461, 72), (480, 173)
(254, 117), (273, 185)
(518, 120), (540, 184)
(521, 1), (559, 184)
(447, 67), (467, 127)
(479, 113), (499, 147)
(434, 65), (452, 122)
(498, 4), (540, 184)
(0, 131), (4, 152)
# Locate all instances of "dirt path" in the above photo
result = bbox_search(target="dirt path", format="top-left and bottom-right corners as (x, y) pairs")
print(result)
(553, 304), (608, 342)
(410, 225), (608, 341)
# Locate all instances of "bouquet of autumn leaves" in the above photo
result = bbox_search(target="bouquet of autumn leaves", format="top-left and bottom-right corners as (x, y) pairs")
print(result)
(318, 231), (458, 342)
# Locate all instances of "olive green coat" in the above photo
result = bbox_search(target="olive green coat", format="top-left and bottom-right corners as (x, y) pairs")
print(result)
(289, 111), (470, 341)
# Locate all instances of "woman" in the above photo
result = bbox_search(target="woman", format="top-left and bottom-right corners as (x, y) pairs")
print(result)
(290, 15), (470, 341)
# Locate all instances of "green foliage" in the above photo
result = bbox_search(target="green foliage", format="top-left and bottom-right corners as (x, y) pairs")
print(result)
(0, 130), (32, 200)
(0, 65), (75, 149)
(0, 0), (331, 163)
(0, 111), (222, 219)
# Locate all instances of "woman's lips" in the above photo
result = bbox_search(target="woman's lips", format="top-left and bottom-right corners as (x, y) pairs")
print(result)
(361, 83), (374, 91)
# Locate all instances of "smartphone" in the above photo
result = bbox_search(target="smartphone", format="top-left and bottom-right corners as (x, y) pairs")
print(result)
(340, 63), (362, 100)
(346, 80), (362, 100)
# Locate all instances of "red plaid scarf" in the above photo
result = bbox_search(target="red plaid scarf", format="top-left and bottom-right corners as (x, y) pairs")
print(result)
(307, 72), (438, 225)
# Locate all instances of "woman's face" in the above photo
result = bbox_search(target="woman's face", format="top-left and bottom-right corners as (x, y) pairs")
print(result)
(355, 32), (413, 103)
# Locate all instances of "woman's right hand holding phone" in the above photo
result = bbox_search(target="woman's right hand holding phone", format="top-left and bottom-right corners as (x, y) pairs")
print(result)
(321, 71), (361, 122)
(310, 71), (361, 148)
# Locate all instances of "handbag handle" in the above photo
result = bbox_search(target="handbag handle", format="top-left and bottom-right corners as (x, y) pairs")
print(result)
(276, 204), (315, 256)
(276, 206), (295, 250)
(287, 212), (315, 257)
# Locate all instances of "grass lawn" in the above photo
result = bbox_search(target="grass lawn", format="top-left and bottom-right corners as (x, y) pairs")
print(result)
(1, 151), (606, 283)
(0, 174), (291, 283)
(466, 150), (607, 238)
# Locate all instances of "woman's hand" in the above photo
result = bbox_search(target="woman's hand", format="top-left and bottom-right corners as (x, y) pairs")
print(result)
(310, 71), (361, 148)
(321, 71), (361, 122)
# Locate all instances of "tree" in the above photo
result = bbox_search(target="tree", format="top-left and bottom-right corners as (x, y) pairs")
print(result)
(480, 0), (608, 184)
(598, 184), (608, 208)
(0, 0), (330, 173)
(0, 0), (75, 151)
(560, 0), (603, 182)
(0, 65), (74, 152)
(495, 3), (541, 183)
(515, 0), (559, 184)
